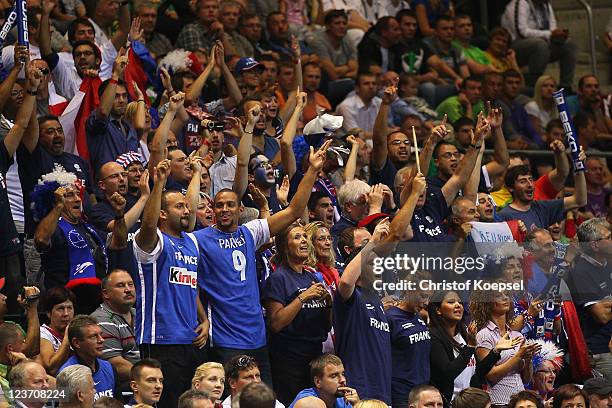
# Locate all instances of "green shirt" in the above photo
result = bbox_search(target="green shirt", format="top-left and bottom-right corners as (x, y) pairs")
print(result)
(452, 41), (491, 66)
(436, 96), (485, 124)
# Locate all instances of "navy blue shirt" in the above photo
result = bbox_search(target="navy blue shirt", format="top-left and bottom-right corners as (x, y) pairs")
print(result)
(262, 265), (331, 357)
(387, 306), (431, 407)
(0, 142), (20, 256)
(370, 158), (398, 195)
(410, 188), (454, 242)
(333, 288), (392, 404)
(86, 111), (139, 177)
(497, 199), (564, 231)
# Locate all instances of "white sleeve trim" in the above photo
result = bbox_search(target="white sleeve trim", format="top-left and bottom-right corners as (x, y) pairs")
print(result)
(133, 228), (164, 264)
(245, 218), (271, 249)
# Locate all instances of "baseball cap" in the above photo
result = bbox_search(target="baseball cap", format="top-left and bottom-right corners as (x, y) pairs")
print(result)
(234, 58), (264, 75)
(584, 377), (612, 395)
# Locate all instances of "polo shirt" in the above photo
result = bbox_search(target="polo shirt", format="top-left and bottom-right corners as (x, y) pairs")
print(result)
(90, 304), (140, 364)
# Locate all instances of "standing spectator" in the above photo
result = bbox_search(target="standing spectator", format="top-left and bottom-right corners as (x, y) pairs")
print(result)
(304, 222), (340, 292)
(262, 221), (332, 404)
(501, 0), (576, 89)
(289, 354), (360, 408)
(331, 180), (382, 239)
(336, 73), (381, 138)
(524, 75), (558, 137)
(584, 157), (611, 218)
(56, 365), (97, 408)
(86, 51), (139, 176)
(308, 10), (358, 81)
(39, 287), (75, 375)
(452, 388), (490, 408)
(128, 359), (164, 407)
(484, 27), (522, 75)
(264, 12), (315, 63)
(191, 362), (225, 406)
(302, 63), (332, 124)
(222, 355), (285, 408)
(176, 0), (222, 52)
(308, 193), (336, 229)
(565, 218), (612, 379)
(357, 17), (402, 74)
(90, 269), (139, 383)
(529, 341), (564, 401)
(436, 76), (485, 123)
(132, 157), (207, 408)
(58, 315), (116, 400)
(137, 2), (173, 59)
(507, 391), (545, 408)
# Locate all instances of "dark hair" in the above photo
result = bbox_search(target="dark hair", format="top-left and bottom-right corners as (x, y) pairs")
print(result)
(272, 220), (305, 267)
(453, 387), (490, 408)
(488, 26), (511, 41)
(101, 269), (130, 290)
(374, 16), (397, 35)
(504, 164), (531, 189)
(434, 15), (453, 27)
(509, 391), (545, 408)
(308, 191), (330, 212)
(553, 385), (589, 408)
(239, 11), (260, 25)
(303, 61), (322, 74)
(71, 40), (102, 62)
(171, 71), (197, 94)
(324, 9), (348, 25)
(98, 78), (126, 99)
(338, 227), (365, 260)
(461, 75), (482, 89)
(396, 9), (416, 21)
(574, 112), (595, 130)
(258, 54), (278, 64)
(578, 74), (597, 90)
(266, 11), (285, 27)
(356, 72), (376, 86)
(225, 355), (259, 380)
(130, 358), (162, 382)
(545, 118), (563, 133)
(503, 69), (522, 81)
(454, 13), (471, 22)
(68, 315), (99, 343)
(426, 291), (469, 350)
(68, 17), (95, 43)
(433, 141), (457, 159)
(409, 385), (442, 406)
(239, 382), (276, 408)
(38, 114), (60, 127)
(453, 117), (474, 132)
(178, 389), (210, 408)
(42, 287), (76, 313)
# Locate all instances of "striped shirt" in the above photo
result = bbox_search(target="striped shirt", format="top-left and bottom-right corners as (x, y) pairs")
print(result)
(476, 321), (525, 405)
(91, 304), (140, 363)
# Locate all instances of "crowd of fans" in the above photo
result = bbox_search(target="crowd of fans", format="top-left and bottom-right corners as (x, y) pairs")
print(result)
(0, 0), (611, 407)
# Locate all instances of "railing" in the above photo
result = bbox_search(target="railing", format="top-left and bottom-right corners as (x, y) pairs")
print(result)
(484, 149), (612, 157)
(575, 0), (598, 77)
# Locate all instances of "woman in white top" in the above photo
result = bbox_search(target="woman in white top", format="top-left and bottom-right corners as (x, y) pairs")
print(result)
(525, 75), (558, 138)
(192, 362), (225, 408)
(38, 287), (75, 375)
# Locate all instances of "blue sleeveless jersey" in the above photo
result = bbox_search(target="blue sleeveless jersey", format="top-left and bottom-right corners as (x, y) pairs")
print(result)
(133, 229), (200, 345)
(193, 219), (270, 349)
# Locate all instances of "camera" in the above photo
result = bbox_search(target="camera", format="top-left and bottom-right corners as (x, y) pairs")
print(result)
(201, 119), (225, 132)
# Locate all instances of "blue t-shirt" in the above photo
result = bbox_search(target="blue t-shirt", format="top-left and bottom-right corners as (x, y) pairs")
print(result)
(193, 219), (270, 349)
(387, 306), (431, 407)
(289, 388), (352, 408)
(58, 356), (115, 400)
(262, 265), (331, 357)
(410, 188), (454, 242)
(497, 199), (564, 231)
(333, 288), (392, 404)
(132, 229), (200, 345)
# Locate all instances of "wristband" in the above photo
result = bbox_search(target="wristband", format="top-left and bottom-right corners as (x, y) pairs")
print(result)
(138, 99), (145, 103)
(26, 89), (37, 96)
(297, 294), (305, 303)
(109, 78), (119, 85)
(469, 143), (482, 149)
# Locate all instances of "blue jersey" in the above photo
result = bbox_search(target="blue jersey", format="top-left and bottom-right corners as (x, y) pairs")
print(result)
(333, 287), (392, 404)
(58, 356), (115, 400)
(133, 229), (200, 345)
(194, 219), (270, 349)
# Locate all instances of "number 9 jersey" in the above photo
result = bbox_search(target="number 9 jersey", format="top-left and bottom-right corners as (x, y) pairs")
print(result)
(194, 219), (270, 349)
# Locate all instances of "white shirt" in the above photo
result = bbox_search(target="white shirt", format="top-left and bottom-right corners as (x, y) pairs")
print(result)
(222, 395), (285, 408)
(452, 333), (476, 400)
(501, 0), (557, 41)
(336, 94), (381, 133)
(89, 18), (117, 79)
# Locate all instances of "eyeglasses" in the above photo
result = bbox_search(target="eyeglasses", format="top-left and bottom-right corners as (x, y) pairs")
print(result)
(255, 161), (272, 169)
(440, 152), (461, 159)
(101, 172), (128, 181)
(74, 50), (94, 58)
(390, 140), (410, 146)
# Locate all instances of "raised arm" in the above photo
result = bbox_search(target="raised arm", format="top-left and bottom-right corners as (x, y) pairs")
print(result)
(186, 155), (203, 232)
(372, 84), (395, 171)
(147, 93), (184, 175)
(39, 0), (55, 58)
(267, 140), (331, 237)
(135, 160), (170, 252)
(0, 47), (26, 114)
(132, 81), (147, 134)
(34, 188), (65, 251)
(280, 90), (307, 179)
(106, 170), (150, 231)
(214, 42), (242, 110)
(563, 148), (587, 210)
(279, 36), (303, 124)
(344, 135), (361, 182)
(97, 49), (128, 120)
(233, 107), (260, 198)
(483, 105), (509, 180)
(20, 287), (41, 357)
(185, 46), (215, 107)
(546, 140), (570, 191)
(388, 173), (426, 241)
(111, 4), (131, 51)
(22, 101), (40, 153)
(463, 143), (484, 202)
(107, 193), (128, 250)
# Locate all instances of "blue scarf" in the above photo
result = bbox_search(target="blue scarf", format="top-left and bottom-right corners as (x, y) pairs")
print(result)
(58, 218), (106, 288)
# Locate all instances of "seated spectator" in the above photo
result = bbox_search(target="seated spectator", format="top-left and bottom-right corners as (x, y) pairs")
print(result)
(379, 71), (425, 126)
(176, 0), (222, 52)
(302, 63), (333, 124)
(583, 377), (612, 408)
(39, 287), (75, 375)
(58, 315), (116, 400)
(498, 162), (587, 230)
(336, 73), (381, 138)
(394, 10), (435, 85)
(308, 10), (357, 81)
(260, 54), (280, 88)
(482, 71), (503, 107)
(552, 385), (588, 408)
(436, 75), (484, 123)
(407, 386), (444, 408)
(264, 12), (315, 63)
(411, 0), (454, 37)
(484, 27), (522, 75)
(421, 16), (469, 107)
(498, 70), (543, 149)
(567, 75), (612, 142)
(507, 391), (545, 408)
(0, 323), (28, 396)
(452, 388), (490, 408)
(56, 364), (97, 408)
(501, 0), (576, 89)
(398, 74), (438, 121)
(331, 180), (383, 239)
(222, 355), (285, 408)
(179, 389), (214, 408)
(90, 269), (139, 383)
(238, 13), (266, 58)
(7, 361), (51, 408)
(128, 359), (164, 407)
(565, 218), (612, 378)
(575, 112), (602, 151)
(525, 75), (558, 137)
(92, 396), (125, 408)
(289, 354), (360, 408)
(240, 382), (277, 408)
(452, 15), (492, 75)
(137, 2), (173, 59)
(357, 17), (402, 74)
(319, 0), (372, 46)
(584, 157), (611, 218)
(218, 1), (253, 59)
(191, 362), (225, 406)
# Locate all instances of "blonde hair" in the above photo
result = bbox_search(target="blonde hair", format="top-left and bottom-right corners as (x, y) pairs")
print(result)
(192, 362), (225, 388)
(533, 75), (558, 120)
(304, 222), (336, 268)
(354, 400), (389, 408)
(124, 101), (139, 127)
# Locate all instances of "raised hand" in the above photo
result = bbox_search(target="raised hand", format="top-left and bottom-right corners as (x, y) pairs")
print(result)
(139, 169), (150, 196)
(471, 112), (490, 145)
(486, 101), (503, 129)
(430, 115), (448, 143)
(381, 83), (398, 105)
(26, 64), (44, 90)
(290, 34), (301, 60)
(160, 67), (173, 92)
(466, 321), (477, 346)
(129, 17), (144, 43)
(372, 218), (390, 242)
(528, 296), (544, 317)
(367, 184), (385, 212)
(54, 187), (66, 208)
(42, 0), (56, 15)
(276, 175), (290, 207)
(550, 139), (566, 153)
(411, 172), (426, 196)
(14, 45), (29, 69)
(296, 89), (307, 112)
(110, 192), (127, 216)
(248, 183), (268, 210)
(308, 139), (332, 171)
(133, 81), (144, 101)
(214, 40), (226, 67)
(169, 92), (185, 112)
(190, 153), (204, 173)
(112, 47), (128, 78)
(155, 159), (171, 183)
(247, 105), (262, 126)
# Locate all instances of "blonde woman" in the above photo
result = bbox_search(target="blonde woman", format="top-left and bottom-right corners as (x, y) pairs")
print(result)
(354, 399), (390, 408)
(525, 75), (558, 136)
(304, 222), (339, 292)
(192, 362), (225, 408)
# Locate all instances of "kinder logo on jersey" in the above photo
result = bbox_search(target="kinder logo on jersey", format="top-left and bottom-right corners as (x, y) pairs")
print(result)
(169, 267), (197, 289)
